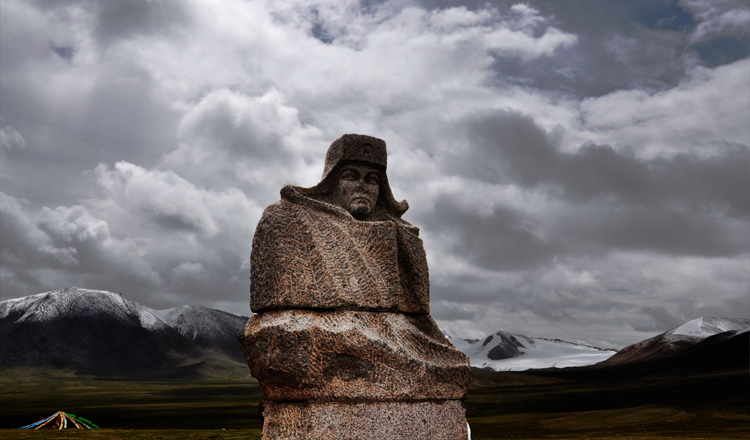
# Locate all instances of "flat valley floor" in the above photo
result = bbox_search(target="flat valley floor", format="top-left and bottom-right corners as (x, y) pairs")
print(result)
(0, 361), (747, 439)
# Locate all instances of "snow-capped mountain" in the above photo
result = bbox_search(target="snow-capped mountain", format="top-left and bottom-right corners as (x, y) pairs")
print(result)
(1, 288), (172, 331)
(0, 287), (249, 373)
(601, 317), (750, 365)
(147, 305), (248, 360)
(668, 316), (750, 338)
(447, 331), (616, 371)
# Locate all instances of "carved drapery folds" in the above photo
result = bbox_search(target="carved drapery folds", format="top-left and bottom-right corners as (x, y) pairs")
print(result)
(239, 134), (470, 439)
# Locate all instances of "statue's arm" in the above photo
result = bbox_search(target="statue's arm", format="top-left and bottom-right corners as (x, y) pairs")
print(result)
(250, 204), (282, 313)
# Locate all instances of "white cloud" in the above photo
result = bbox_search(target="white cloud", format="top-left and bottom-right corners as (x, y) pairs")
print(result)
(119, 0), (577, 113)
(0, 125), (25, 151)
(429, 6), (493, 29)
(37, 205), (109, 245)
(0, 191), (161, 295)
(91, 161), (262, 241)
(172, 261), (206, 283)
(577, 58), (750, 157)
(0, 124), (26, 166)
(484, 26), (577, 61)
(163, 88), (324, 196)
(95, 163), (220, 237)
(680, 0), (750, 41)
(1, 158), (264, 310)
(85, 161), (262, 308)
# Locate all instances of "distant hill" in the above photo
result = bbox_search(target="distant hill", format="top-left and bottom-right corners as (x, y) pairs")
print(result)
(447, 316), (750, 372)
(600, 316), (750, 366)
(0, 288), (250, 374)
(447, 331), (615, 371)
(146, 305), (250, 362)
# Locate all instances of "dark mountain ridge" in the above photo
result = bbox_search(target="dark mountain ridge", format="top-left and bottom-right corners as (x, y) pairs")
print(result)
(600, 316), (750, 366)
(0, 288), (249, 374)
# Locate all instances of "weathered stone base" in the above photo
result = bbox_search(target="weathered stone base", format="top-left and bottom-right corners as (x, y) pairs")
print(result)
(240, 310), (471, 401)
(261, 400), (468, 440)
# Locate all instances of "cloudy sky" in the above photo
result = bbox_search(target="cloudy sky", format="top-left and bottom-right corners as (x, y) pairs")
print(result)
(1, 0), (748, 348)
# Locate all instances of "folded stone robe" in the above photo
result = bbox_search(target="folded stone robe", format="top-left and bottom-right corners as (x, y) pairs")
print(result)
(240, 185), (471, 401)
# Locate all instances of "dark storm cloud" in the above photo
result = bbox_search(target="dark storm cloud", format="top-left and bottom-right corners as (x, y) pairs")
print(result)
(693, 36), (750, 66)
(430, 300), (477, 321)
(560, 203), (747, 257)
(28, 0), (191, 46)
(0, 0), (181, 206)
(632, 305), (686, 332)
(50, 44), (75, 61)
(93, 0), (188, 44)
(465, 111), (749, 213)
(418, 195), (554, 271)
(0, 63), (179, 205)
(437, 110), (749, 257)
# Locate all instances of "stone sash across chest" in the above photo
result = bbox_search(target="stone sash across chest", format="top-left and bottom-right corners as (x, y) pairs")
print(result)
(250, 201), (429, 314)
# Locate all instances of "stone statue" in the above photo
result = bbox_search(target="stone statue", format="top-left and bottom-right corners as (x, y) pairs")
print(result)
(239, 134), (471, 439)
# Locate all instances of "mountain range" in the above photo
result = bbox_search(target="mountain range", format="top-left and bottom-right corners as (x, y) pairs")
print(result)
(600, 316), (750, 365)
(452, 316), (749, 371)
(447, 331), (616, 371)
(1, 288), (747, 375)
(0, 287), (248, 374)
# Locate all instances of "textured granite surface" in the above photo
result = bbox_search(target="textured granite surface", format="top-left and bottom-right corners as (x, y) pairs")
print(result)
(261, 400), (469, 440)
(321, 134), (388, 182)
(241, 134), (470, 437)
(239, 310), (471, 401)
(249, 189), (429, 314)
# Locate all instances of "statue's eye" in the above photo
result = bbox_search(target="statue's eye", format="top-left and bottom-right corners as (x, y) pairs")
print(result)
(341, 171), (357, 181)
(366, 174), (379, 185)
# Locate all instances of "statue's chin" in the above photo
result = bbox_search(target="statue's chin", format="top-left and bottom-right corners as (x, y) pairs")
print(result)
(349, 205), (372, 220)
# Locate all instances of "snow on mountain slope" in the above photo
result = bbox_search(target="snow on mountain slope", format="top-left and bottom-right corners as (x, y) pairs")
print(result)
(0, 287), (171, 332)
(443, 334), (477, 352)
(449, 330), (615, 371)
(601, 316), (750, 365)
(0, 287), (197, 372)
(146, 305), (249, 360)
(147, 305), (248, 342)
(668, 317), (750, 338)
(0, 287), (250, 371)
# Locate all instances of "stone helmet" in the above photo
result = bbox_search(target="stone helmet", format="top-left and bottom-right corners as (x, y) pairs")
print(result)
(321, 134), (388, 182)
(313, 134), (409, 218)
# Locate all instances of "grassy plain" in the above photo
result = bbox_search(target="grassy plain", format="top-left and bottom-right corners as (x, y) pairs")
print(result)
(1, 362), (747, 439)
(466, 368), (749, 439)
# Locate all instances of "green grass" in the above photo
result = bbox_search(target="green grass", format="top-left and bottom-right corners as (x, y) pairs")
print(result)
(1, 365), (748, 439)
(465, 368), (750, 439)
(0, 366), (261, 431)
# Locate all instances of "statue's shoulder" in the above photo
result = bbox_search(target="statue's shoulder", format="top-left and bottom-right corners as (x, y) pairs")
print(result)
(253, 200), (310, 247)
(392, 216), (420, 237)
(258, 199), (301, 224)
(257, 187), (331, 231)
(261, 199), (288, 214)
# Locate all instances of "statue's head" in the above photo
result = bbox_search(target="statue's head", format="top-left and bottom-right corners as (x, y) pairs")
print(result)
(332, 162), (381, 220)
(311, 134), (408, 220)
(322, 135), (385, 220)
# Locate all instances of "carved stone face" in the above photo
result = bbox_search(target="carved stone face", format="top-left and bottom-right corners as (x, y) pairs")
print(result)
(332, 163), (380, 220)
